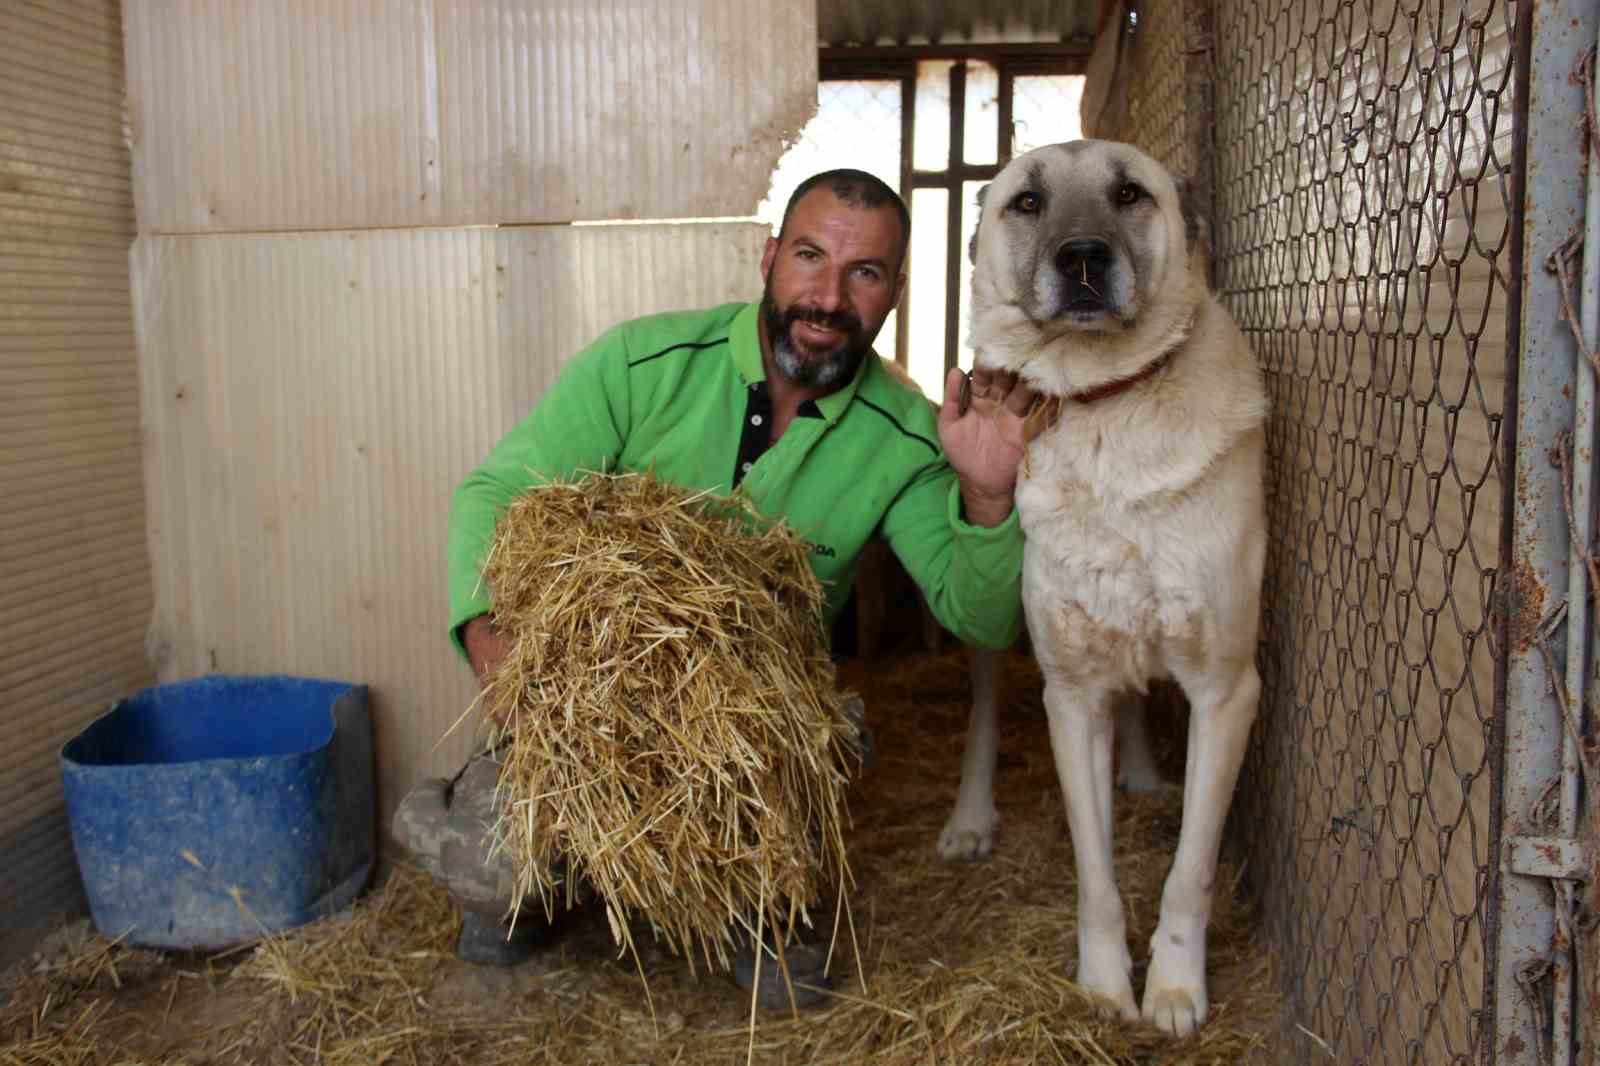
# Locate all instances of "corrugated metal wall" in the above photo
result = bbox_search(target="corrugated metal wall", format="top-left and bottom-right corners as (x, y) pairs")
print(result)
(0, 0), (151, 963)
(122, 1), (816, 231)
(122, 1), (817, 836)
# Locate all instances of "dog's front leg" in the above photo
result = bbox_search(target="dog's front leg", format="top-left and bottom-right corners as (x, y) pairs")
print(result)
(1046, 679), (1137, 1020)
(1142, 661), (1261, 1036)
(937, 645), (1002, 860)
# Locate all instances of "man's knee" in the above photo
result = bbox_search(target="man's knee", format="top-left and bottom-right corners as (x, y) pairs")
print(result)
(392, 776), (452, 879)
(393, 756), (520, 913)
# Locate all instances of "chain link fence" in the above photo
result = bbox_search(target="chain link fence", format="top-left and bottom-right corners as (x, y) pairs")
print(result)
(1209, 2), (1519, 1060)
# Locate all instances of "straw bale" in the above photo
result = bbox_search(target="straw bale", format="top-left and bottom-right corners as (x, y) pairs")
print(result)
(476, 471), (861, 972)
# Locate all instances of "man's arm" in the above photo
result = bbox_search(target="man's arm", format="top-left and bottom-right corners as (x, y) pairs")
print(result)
(447, 324), (636, 660)
(874, 365), (1034, 649)
(878, 464), (1026, 649)
(460, 614), (507, 689)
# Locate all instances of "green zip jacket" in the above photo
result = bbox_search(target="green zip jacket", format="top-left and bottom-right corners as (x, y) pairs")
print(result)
(447, 301), (1024, 657)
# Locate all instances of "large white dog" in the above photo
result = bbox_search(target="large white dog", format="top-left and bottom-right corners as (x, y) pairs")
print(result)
(939, 140), (1268, 1036)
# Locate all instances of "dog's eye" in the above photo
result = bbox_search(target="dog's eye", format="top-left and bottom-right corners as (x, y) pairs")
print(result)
(1116, 183), (1146, 206)
(1007, 191), (1042, 215)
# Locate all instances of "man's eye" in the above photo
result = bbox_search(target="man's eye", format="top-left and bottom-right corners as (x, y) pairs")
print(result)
(1008, 191), (1042, 215)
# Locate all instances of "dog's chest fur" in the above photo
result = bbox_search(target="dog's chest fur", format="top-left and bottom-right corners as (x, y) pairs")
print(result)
(1014, 408), (1207, 688)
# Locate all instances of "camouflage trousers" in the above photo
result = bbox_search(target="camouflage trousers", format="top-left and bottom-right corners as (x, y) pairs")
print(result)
(391, 753), (539, 919)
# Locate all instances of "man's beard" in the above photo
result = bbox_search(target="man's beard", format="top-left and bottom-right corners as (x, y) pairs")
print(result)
(761, 288), (873, 389)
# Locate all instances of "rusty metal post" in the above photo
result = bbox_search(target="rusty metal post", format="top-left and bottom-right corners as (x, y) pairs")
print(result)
(1575, 23), (1600, 1065)
(1494, 2), (1599, 1062)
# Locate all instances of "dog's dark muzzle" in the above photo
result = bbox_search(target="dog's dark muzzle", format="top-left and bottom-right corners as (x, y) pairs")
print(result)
(1053, 238), (1114, 312)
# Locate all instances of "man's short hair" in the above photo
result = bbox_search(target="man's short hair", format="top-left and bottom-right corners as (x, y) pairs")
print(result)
(778, 169), (910, 272)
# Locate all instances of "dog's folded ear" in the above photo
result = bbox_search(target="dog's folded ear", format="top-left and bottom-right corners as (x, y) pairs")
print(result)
(1174, 175), (1210, 261)
(968, 183), (989, 264)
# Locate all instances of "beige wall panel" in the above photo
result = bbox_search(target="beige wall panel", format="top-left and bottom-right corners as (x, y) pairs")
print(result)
(431, 0), (815, 225)
(121, 0), (816, 232)
(0, 0), (150, 966)
(134, 222), (769, 824)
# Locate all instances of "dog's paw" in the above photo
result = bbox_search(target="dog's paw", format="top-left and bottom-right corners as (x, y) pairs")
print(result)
(1075, 937), (1138, 1021)
(935, 804), (999, 861)
(1142, 932), (1208, 1036)
(1142, 985), (1206, 1037)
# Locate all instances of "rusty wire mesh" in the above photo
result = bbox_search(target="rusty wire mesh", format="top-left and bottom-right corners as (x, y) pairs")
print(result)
(1097, 1), (1215, 269)
(1123, 3), (1190, 173)
(1210, 1), (1520, 1062)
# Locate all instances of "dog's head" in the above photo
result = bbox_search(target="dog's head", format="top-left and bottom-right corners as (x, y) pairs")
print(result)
(969, 140), (1207, 389)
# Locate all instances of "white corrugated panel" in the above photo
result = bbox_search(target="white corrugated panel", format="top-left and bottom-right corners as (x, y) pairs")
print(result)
(121, 0), (817, 232)
(134, 222), (770, 820)
(0, 0), (151, 965)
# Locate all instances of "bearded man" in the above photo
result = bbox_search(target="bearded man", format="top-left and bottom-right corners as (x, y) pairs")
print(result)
(394, 169), (1035, 1006)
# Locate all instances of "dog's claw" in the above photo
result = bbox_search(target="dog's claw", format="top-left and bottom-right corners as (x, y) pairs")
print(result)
(936, 829), (992, 861)
(936, 807), (998, 861)
(1080, 981), (1140, 1022)
(1142, 986), (1205, 1037)
(1075, 936), (1137, 1020)
(1143, 928), (1209, 1036)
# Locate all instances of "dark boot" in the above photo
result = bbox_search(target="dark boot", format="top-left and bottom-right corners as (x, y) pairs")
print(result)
(393, 755), (560, 965)
(731, 932), (835, 1010)
(455, 910), (551, 967)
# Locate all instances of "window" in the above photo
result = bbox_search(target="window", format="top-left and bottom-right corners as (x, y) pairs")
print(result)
(761, 53), (1086, 399)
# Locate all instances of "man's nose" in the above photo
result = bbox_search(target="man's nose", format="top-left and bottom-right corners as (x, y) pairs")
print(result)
(812, 266), (849, 311)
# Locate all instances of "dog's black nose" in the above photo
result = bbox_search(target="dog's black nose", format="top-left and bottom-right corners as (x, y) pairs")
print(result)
(1055, 238), (1113, 280)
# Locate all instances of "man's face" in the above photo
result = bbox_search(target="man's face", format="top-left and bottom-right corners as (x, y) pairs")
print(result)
(759, 187), (906, 390)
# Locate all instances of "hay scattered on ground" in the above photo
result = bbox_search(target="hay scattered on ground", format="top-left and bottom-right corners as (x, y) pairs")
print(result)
(2, 646), (1283, 1065)
(477, 472), (860, 972)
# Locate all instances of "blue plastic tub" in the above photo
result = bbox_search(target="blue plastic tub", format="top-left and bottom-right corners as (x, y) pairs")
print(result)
(59, 675), (375, 950)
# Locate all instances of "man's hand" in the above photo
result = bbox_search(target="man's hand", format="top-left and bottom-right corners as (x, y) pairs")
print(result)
(462, 614), (507, 687)
(462, 614), (515, 727)
(937, 365), (1035, 527)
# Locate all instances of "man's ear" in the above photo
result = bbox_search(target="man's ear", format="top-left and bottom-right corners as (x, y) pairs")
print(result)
(967, 183), (990, 265)
(1173, 175), (1209, 260)
(760, 234), (779, 281)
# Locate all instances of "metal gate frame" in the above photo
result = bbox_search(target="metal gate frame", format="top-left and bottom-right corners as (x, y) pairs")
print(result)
(1494, 1), (1599, 1063)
